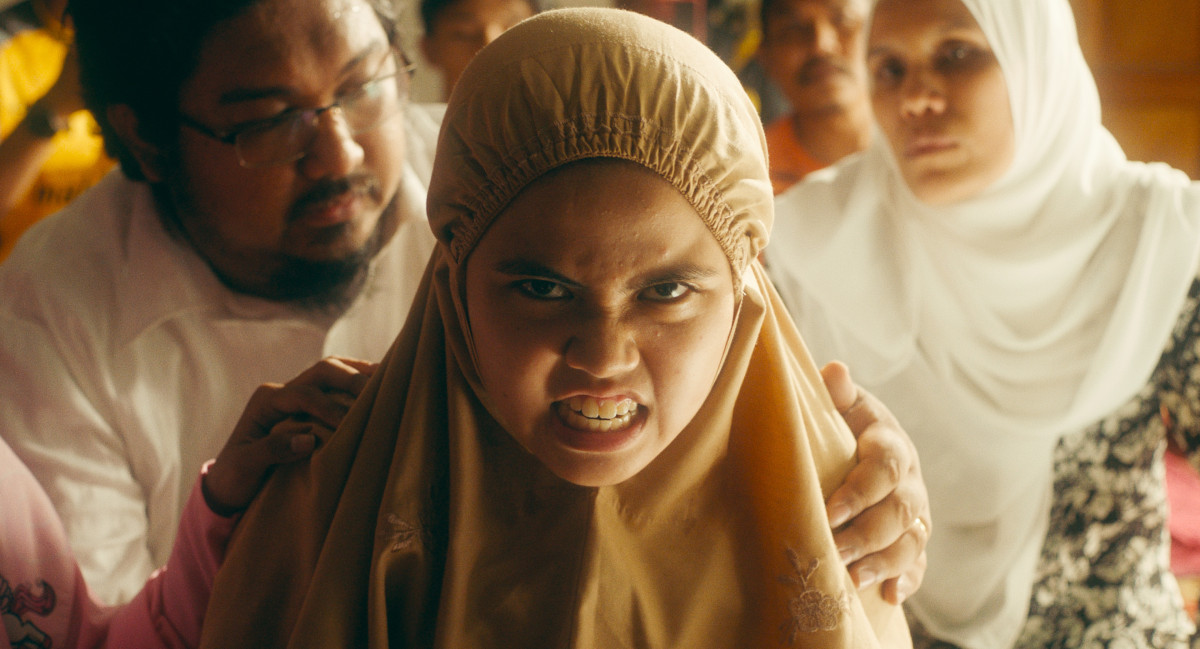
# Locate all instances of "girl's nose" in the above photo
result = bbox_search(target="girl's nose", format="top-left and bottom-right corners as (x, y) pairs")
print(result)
(563, 315), (639, 379)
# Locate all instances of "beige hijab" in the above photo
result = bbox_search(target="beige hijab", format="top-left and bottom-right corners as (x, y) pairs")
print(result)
(200, 8), (907, 648)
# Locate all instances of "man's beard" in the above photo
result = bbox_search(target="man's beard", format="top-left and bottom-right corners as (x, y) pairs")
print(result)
(154, 171), (401, 315)
(263, 223), (377, 312)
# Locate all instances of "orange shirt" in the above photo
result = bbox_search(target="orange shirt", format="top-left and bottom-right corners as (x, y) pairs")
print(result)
(764, 115), (825, 195)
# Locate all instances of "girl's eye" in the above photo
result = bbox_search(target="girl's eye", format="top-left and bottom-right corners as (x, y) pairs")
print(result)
(642, 282), (691, 302)
(516, 279), (570, 300)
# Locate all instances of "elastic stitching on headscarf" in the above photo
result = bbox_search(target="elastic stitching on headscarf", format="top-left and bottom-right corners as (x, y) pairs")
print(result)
(445, 113), (746, 283)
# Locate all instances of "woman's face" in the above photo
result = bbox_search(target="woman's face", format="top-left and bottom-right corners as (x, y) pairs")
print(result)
(465, 160), (736, 487)
(867, 0), (1014, 204)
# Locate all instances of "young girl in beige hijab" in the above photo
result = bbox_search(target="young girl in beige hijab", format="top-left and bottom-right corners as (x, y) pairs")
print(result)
(199, 8), (912, 647)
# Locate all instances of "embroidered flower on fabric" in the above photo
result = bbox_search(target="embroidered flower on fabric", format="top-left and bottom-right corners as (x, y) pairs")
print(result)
(0, 575), (55, 649)
(382, 514), (423, 553)
(779, 548), (848, 643)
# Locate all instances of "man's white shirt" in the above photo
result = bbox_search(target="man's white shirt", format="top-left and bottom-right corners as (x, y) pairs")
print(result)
(0, 104), (444, 604)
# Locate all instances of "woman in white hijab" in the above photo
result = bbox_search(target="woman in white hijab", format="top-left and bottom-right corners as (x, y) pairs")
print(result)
(768, 0), (1200, 647)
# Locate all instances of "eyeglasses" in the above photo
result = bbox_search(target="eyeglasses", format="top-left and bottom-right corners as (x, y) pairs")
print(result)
(179, 54), (416, 168)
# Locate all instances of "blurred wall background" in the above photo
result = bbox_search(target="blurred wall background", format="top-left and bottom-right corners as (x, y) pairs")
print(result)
(1070, 0), (1200, 178)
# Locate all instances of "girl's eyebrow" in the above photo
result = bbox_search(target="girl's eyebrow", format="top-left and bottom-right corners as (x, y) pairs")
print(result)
(493, 259), (722, 290)
(632, 263), (721, 290)
(494, 259), (582, 288)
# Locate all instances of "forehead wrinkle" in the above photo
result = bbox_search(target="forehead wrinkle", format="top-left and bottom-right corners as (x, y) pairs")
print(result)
(493, 258), (581, 287)
(491, 255), (721, 294)
(212, 39), (386, 105)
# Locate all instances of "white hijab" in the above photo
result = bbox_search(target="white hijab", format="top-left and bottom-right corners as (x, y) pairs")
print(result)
(769, 0), (1200, 647)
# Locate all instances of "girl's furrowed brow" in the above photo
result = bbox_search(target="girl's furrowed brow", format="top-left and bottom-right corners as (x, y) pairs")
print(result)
(630, 263), (722, 290)
(494, 259), (581, 288)
(492, 259), (721, 291)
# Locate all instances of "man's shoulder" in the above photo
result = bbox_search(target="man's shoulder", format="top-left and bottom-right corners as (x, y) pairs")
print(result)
(764, 114), (798, 145)
(4, 172), (140, 277)
(0, 172), (158, 333)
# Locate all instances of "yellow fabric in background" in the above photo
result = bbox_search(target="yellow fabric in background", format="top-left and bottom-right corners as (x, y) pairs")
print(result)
(0, 5), (114, 261)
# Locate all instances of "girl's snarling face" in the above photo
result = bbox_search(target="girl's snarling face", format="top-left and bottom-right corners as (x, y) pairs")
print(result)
(466, 159), (736, 487)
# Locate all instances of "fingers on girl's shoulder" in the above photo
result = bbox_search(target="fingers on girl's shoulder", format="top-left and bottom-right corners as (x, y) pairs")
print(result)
(820, 361), (861, 414)
(293, 357), (378, 390)
(326, 356), (379, 374)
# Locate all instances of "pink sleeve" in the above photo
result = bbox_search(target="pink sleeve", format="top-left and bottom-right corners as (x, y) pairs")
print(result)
(3, 443), (235, 649)
(1, 438), (95, 649)
(99, 462), (237, 649)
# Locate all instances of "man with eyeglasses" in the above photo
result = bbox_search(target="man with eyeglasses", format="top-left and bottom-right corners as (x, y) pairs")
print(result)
(0, 0), (441, 604)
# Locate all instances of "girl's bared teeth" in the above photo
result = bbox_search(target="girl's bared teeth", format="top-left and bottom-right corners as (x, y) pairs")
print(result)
(556, 400), (639, 432)
(566, 396), (636, 420)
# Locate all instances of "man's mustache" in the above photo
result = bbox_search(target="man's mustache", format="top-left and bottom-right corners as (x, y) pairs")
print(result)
(289, 175), (383, 223)
(798, 56), (852, 84)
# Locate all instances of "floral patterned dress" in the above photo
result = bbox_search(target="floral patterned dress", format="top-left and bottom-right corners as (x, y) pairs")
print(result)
(914, 280), (1200, 649)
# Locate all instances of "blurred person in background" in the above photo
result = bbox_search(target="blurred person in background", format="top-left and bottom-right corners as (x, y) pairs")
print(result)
(419, 0), (537, 99)
(755, 0), (871, 194)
